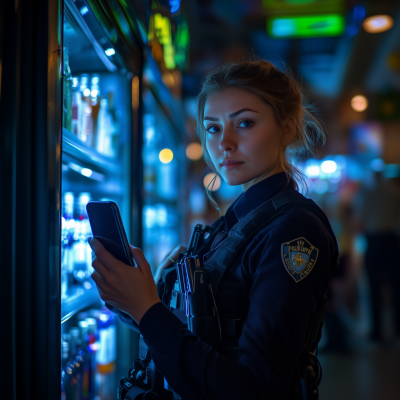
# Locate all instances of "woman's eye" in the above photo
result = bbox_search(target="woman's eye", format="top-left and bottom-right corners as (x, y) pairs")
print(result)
(238, 120), (254, 128)
(206, 125), (220, 133)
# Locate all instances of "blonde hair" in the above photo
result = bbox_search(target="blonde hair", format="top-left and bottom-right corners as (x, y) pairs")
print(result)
(196, 59), (325, 209)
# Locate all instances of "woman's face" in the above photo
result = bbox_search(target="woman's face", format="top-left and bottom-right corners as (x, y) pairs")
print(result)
(204, 88), (291, 191)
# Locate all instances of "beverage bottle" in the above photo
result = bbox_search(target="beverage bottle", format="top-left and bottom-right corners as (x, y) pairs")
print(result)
(71, 193), (93, 283)
(96, 99), (114, 157)
(107, 91), (119, 158)
(61, 216), (69, 299)
(71, 77), (82, 136)
(63, 192), (75, 288)
(90, 75), (101, 146)
(78, 74), (93, 146)
(85, 317), (98, 399)
(69, 328), (83, 400)
(77, 320), (91, 400)
(71, 220), (90, 283)
(96, 309), (117, 400)
(61, 340), (69, 400)
(63, 191), (74, 220)
(62, 333), (77, 400)
(63, 47), (73, 131)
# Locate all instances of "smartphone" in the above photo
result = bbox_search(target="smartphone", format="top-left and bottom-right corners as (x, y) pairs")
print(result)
(86, 201), (134, 266)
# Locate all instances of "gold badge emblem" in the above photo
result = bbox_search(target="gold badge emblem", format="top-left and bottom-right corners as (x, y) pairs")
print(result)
(281, 237), (319, 283)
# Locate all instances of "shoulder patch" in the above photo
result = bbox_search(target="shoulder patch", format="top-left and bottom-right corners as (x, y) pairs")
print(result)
(281, 237), (319, 283)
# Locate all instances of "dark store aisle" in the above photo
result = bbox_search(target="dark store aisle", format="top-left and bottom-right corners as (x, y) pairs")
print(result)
(319, 342), (400, 400)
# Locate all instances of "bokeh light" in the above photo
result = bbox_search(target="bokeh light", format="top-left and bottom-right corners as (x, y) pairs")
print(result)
(321, 160), (337, 174)
(351, 95), (368, 112)
(305, 165), (320, 178)
(370, 158), (385, 172)
(363, 15), (393, 34)
(186, 142), (203, 160)
(203, 173), (221, 191)
(159, 148), (174, 164)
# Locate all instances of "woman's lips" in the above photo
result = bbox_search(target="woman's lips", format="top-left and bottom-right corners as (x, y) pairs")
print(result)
(221, 160), (244, 170)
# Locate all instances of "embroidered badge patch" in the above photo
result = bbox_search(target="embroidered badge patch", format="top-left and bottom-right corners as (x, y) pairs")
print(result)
(281, 237), (319, 283)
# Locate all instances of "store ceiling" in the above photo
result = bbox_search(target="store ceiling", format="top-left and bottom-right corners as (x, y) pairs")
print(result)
(182, 0), (400, 99)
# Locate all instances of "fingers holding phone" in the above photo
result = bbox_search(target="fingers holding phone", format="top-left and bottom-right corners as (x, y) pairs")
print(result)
(89, 237), (160, 324)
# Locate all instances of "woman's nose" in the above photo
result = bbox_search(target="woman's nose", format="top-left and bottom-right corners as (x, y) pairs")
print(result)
(219, 127), (237, 153)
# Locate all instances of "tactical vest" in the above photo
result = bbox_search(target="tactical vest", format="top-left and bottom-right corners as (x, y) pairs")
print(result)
(157, 189), (338, 396)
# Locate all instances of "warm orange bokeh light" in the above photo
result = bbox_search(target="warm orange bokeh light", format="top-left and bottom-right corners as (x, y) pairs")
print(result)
(351, 95), (368, 112)
(363, 15), (394, 34)
(186, 142), (203, 160)
(159, 148), (174, 164)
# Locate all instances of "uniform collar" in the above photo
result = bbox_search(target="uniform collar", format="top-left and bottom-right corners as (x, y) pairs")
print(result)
(224, 172), (294, 229)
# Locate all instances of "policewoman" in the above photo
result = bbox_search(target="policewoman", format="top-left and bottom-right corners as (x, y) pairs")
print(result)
(89, 60), (338, 400)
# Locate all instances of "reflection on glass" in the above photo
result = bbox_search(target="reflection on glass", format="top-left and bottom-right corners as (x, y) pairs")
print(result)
(142, 104), (181, 271)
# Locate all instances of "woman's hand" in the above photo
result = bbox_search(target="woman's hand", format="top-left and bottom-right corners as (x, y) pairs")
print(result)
(153, 244), (187, 284)
(89, 238), (160, 324)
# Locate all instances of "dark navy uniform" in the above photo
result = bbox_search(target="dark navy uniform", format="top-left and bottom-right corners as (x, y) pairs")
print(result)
(113, 172), (337, 400)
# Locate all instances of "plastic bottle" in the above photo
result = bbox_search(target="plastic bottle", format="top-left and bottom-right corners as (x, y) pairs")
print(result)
(85, 317), (98, 399)
(71, 221), (92, 283)
(61, 340), (69, 400)
(62, 333), (77, 400)
(96, 99), (114, 157)
(96, 309), (117, 399)
(70, 328), (83, 400)
(63, 47), (72, 131)
(71, 193), (93, 282)
(107, 91), (119, 158)
(63, 192), (75, 288)
(78, 74), (93, 146)
(61, 216), (69, 299)
(90, 75), (101, 146)
(71, 77), (82, 136)
(78, 320), (91, 400)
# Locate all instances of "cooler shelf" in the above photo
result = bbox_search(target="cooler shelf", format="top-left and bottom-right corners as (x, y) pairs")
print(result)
(61, 283), (101, 323)
(62, 128), (120, 175)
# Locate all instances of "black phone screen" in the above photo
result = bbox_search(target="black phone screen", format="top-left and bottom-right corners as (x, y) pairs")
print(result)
(86, 201), (134, 266)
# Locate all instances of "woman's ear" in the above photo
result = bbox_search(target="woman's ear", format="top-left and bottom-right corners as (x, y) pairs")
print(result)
(282, 117), (296, 147)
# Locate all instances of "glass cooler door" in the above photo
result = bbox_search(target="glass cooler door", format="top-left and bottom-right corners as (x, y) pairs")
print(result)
(61, 1), (138, 399)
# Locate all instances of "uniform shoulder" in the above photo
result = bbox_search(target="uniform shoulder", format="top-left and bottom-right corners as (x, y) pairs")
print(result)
(248, 202), (335, 285)
(255, 201), (332, 246)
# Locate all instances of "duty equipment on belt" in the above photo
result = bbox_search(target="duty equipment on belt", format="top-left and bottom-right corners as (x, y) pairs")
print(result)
(118, 190), (338, 400)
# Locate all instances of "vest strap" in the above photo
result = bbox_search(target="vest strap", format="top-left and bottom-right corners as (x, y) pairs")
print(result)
(204, 191), (289, 295)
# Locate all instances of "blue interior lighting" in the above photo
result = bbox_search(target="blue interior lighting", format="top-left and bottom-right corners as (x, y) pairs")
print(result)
(370, 158), (385, 172)
(272, 19), (295, 37)
(347, 24), (358, 36)
(80, 6), (89, 16)
(170, 0), (181, 14)
(105, 48), (115, 57)
(353, 6), (366, 20)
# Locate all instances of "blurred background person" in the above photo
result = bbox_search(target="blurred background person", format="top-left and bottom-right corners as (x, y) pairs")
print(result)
(323, 201), (357, 353)
(359, 171), (400, 342)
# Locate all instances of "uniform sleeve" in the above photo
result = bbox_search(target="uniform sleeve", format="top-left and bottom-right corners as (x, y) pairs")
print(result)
(139, 209), (334, 400)
(238, 209), (333, 397)
(105, 303), (140, 333)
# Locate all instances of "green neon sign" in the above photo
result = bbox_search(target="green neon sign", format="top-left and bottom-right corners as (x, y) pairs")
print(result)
(267, 14), (345, 38)
(175, 22), (190, 71)
(148, 13), (176, 69)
